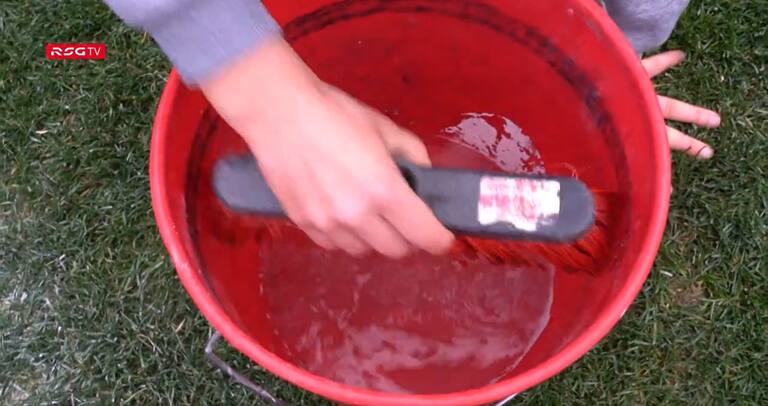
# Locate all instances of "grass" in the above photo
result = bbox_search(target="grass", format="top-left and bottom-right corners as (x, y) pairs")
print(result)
(1, 0), (766, 404)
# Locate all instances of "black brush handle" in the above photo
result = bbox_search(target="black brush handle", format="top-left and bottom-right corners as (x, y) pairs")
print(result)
(212, 154), (284, 217)
(212, 154), (595, 243)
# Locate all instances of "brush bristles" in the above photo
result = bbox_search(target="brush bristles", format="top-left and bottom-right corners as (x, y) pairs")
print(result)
(454, 191), (614, 274)
(247, 192), (615, 274)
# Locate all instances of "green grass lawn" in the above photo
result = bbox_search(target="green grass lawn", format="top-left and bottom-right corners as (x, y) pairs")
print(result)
(1, 0), (766, 404)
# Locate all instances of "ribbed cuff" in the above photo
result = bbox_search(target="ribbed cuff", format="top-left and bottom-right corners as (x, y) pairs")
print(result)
(145, 0), (283, 84)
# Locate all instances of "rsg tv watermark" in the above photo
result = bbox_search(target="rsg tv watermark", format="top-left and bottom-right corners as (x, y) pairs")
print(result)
(46, 43), (106, 60)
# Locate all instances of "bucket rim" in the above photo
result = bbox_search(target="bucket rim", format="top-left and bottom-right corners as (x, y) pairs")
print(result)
(149, 0), (671, 404)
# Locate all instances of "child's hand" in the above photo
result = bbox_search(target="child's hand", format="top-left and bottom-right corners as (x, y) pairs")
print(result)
(200, 38), (454, 258)
(642, 50), (720, 159)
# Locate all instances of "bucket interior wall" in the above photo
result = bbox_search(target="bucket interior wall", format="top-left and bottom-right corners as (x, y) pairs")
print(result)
(155, 0), (665, 397)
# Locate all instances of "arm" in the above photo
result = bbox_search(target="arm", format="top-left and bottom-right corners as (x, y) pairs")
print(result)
(103, 0), (282, 84)
(102, 1), (455, 257)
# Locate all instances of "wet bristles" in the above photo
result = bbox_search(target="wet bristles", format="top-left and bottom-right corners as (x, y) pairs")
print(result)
(454, 190), (614, 275)
(253, 191), (615, 275)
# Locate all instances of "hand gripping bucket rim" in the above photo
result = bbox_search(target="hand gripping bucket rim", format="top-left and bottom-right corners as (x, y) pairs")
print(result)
(149, 1), (671, 404)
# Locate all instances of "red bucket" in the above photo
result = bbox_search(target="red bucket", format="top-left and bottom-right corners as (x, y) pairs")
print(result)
(150, 0), (670, 404)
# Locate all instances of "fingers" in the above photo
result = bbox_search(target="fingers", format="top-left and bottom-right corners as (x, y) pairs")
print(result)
(275, 152), (450, 257)
(380, 175), (455, 255)
(330, 170), (451, 257)
(323, 81), (432, 166)
(326, 228), (369, 256)
(656, 95), (719, 160)
(666, 125), (715, 159)
(381, 126), (432, 167)
(641, 51), (720, 160)
(368, 109), (432, 167)
(658, 96), (721, 128)
(642, 50), (686, 78)
(263, 161), (369, 255)
(287, 171), (422, 257)
(295, 211), (373, 256)
(302, 227), (335, 250)
(352, 215), (411, 258)
(321, 188), (411, 258)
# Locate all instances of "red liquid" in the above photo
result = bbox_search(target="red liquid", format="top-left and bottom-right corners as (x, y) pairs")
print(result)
(186, 7), (625, 396)
(257, 113), (555, 394)
(260, 228), (555, 394)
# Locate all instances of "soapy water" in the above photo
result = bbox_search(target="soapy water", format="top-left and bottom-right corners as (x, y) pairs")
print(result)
(260, 113), (555, 394)
(442, 112), (546, 174)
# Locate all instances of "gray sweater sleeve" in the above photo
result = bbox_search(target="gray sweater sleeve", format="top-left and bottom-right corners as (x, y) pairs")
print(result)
(103, 0), (282, 85)
(105, 0), (688, 85)
(603, 0), (690, 54)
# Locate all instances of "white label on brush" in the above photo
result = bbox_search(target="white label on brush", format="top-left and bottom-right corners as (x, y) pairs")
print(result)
(478, 176), (561, 231)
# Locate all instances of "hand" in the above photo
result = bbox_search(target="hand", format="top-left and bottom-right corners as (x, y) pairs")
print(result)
(200, 38), (454, 258)
(642, 50), (720, 159)
(319, 83), (434, 166)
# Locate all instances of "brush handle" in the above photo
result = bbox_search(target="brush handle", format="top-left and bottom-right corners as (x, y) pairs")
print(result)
(212, 154), (595, 243)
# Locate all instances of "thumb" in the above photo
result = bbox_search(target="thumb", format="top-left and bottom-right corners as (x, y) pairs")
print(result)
(375, 118), (432, 166)
(384, 131), (432, 167)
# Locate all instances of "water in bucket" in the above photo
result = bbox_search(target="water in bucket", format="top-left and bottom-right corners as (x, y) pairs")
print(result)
(189, 96), (619, 393)
(259, 113), (557, 394)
